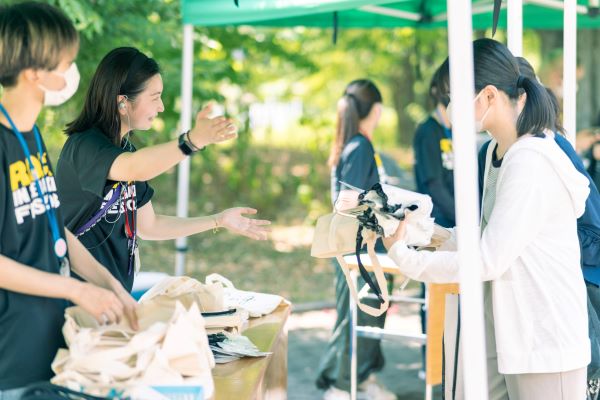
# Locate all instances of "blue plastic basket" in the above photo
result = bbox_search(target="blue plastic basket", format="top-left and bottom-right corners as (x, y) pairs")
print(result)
(151, 386), (204, 400)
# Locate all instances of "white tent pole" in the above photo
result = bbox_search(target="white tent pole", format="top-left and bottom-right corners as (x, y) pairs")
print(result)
(507, 0), (524, 56)
(175, 24), (194, 276)
(563, 0), (577, 146)
(446, 0), (488, 398)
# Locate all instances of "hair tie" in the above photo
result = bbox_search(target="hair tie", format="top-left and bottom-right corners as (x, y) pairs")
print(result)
(344, 92), (368, 117)
(345, 93), (358, 103)
(516, 75), (527, 89)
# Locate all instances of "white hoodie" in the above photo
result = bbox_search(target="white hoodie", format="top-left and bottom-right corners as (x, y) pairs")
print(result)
(388, 133), (591, 374)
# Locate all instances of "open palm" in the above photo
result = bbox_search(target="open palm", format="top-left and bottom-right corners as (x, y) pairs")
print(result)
(217, 207), (271, 240)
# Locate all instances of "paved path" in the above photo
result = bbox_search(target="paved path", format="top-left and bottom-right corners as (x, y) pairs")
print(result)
(287, 302), (444, 399)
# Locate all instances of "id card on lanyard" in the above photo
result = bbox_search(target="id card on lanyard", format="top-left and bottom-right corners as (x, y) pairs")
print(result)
(0, 104), (70, 277)
(435, 109), (454, 170)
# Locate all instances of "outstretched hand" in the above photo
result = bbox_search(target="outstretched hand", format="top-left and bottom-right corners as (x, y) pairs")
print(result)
(188, 103), (238, 149)
(216, 208), (271, 241)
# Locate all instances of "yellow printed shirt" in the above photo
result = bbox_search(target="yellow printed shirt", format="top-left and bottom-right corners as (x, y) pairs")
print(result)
(0, 123), (67, 389)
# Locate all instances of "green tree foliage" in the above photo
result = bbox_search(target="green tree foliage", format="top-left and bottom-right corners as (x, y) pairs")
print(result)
(4, 1), (569, 226)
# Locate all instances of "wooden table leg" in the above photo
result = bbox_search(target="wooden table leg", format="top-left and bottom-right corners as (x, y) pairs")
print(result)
(263, 320), (288, 400)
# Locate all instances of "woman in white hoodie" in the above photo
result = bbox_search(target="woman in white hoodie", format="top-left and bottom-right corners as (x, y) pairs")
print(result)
(384, 38), (591, 399)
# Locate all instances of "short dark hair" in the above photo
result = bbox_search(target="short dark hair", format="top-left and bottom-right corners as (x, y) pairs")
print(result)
(65, 47), (160, 145)
(429, 63), (450, 108)
(0, 2), (78, 87)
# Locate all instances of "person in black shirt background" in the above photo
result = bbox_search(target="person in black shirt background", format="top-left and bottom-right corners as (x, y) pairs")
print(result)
(411, 64), (456, 380)
(584, 131), (600, 189)
(413, 64), (455, 229)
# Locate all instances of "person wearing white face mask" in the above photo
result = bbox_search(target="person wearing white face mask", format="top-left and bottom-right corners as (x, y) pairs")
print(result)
(37, 62), (81, 107)
(447, 95), (494, 154)
(0, 3), (139, 397)
(55, 47), (271, 294)
(385, 39), (591, 400)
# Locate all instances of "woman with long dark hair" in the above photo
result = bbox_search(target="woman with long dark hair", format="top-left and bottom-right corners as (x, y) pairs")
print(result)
(316, 79), (395, 400)
(56, 47), (270, 292)
(385, 38), (590, 399)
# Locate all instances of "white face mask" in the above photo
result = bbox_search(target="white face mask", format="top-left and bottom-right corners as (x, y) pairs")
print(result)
(446, 91), (491, 133)
(38, 63), (80, 106)
(473, 91), (491, 133)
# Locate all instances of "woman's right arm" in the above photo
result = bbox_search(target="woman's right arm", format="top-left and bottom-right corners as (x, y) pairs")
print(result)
(108, 105), (237, 182)
(383, 150), (547, 284)
(0, 254), (127, 325)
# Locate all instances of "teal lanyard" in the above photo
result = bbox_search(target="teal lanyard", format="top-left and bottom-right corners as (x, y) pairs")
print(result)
(0, 103), (66, 261)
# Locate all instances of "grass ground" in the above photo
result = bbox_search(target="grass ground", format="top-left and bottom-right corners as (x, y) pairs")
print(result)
(138, 224), (336, 304)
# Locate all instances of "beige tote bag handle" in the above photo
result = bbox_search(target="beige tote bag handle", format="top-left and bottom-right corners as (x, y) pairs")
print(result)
(336, 236), (390, 317)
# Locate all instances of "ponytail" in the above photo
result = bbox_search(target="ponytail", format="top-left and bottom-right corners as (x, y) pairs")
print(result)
(328, 95), (361, 167)
(516, 56), (565, 136)
(516, 75), (556, 137)
(328, 79), (382, 167)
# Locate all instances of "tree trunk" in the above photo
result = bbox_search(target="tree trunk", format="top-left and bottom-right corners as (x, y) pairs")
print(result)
(390, 46), (417, 147)
(577, 30), (600, 129)
(539, 29), (600, 130)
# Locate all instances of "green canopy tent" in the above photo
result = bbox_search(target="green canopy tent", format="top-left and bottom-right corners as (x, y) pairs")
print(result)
(174, 1), (592, 399)
(182, 0), (599, 29)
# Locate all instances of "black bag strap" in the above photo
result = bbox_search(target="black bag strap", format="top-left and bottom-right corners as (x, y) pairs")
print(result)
(20, 382), (117, 400)
(355, 226), (384, 304)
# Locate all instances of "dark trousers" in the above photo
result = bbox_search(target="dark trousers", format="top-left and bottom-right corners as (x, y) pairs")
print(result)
(316, 259), (390, 391)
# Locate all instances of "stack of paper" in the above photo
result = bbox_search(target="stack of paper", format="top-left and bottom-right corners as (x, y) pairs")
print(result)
(208, 333), (271, 364)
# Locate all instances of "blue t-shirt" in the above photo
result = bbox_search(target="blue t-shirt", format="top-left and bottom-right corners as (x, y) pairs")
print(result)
(331, 134), (385, 253)
(331, 134), (379, 205)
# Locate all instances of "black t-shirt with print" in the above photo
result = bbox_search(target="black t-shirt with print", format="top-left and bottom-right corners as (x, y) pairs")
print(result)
(413, 116), (455, 228)
(331, 134), (380, 205)
(56, 128), (154, 292)
(0, 124), (68, 389)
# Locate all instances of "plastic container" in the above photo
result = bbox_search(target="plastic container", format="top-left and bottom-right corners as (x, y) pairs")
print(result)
(150, 386), (204, 400)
